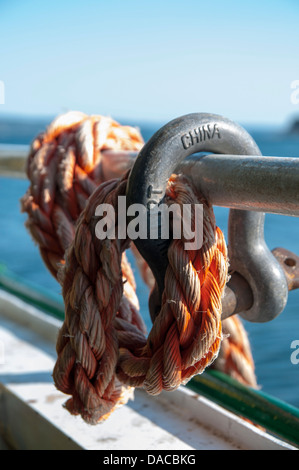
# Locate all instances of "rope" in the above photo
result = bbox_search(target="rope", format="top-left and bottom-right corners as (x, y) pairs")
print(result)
(54, 176), (147, 423)
(212, 315), (257, 387)
(52, 172), (228, 423)
(21, 110), (144, 279)
(21, 111), (257, 424)
(131, 231), (258, 389)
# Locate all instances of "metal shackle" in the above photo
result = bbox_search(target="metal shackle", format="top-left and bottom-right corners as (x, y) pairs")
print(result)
(126, 112), (289, 323)
(228, 210), (288, 322)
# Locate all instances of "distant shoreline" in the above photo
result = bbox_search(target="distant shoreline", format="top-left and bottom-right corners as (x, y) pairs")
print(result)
(0, 114), (298, 146)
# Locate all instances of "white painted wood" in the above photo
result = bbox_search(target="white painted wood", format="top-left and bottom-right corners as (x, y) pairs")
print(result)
(0, 289), (296, 450)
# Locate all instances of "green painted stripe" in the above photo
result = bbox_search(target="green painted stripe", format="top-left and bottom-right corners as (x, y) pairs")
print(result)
(0, 265), (64, 320)
(187, 370), (299, 447)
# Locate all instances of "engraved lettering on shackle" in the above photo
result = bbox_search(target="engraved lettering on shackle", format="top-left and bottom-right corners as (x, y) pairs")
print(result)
(181, 123), (221, 150)
(147, 184), (163, 209)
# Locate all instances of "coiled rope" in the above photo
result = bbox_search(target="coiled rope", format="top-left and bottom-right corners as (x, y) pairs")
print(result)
(21, 111), (257, 424)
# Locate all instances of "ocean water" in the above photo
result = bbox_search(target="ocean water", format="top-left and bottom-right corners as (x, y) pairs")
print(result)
(0, 115), (299, 408)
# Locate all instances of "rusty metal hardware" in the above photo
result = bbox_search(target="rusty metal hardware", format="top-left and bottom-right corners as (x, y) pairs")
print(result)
(222, 247), (299, 319)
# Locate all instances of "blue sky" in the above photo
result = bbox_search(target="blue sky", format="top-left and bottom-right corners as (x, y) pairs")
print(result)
(0, 0), (298, 127)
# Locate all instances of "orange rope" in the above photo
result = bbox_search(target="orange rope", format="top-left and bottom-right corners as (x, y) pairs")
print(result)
(51, 172), (228, 422)
(54, 176), (146, 423)
(21, 111), (257, 424)
(130, 215), (258, 389)
(21, 111), (147, 422)
(117, 175), (229, 393)
(21, 111), (144, 279)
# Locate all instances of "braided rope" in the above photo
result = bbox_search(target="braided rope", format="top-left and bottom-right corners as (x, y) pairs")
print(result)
(130, 211), (258, 389)
(52, 172), (228, 422)
(21, 111), (144, 278)
(21, 112), (147, 422)
(117, 175), (228, 393)
(54, 176), (147, 423)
